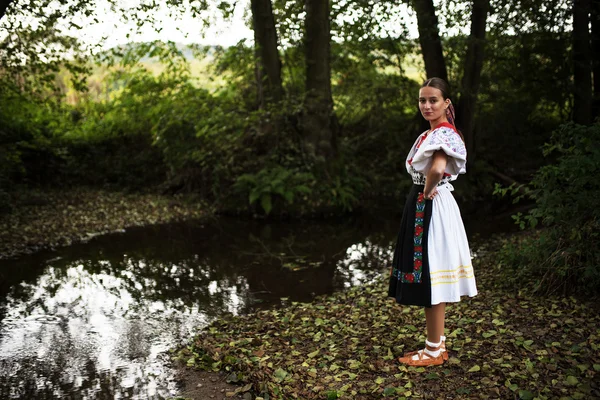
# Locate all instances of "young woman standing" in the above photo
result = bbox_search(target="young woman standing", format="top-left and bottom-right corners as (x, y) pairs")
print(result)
(388, 77), (477, 366)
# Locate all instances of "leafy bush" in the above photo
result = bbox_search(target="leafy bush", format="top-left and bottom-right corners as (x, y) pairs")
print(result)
(0, 82), (70, 190)
(61, 68), (170, 188)
(233, 166), (314, 215)
(495, 123), (600, 296)
(150, 82), (249, 198)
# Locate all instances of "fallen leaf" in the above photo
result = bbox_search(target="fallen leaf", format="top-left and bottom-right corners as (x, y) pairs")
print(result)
(468, 365), (481, 372)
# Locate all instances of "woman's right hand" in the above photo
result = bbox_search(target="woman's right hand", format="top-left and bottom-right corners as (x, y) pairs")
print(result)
(424, 188), (439, 200)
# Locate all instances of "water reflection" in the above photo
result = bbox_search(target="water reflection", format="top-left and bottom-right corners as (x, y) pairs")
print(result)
(0, 216), (398, 399)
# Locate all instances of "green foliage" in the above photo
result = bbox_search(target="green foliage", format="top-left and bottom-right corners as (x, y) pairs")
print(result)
(152, 83), (245, 196)
(62, 65), (170, 188)
(212, 41), (256, 106)
(0, 82), (69, 192)
(326, 176), (359, 212)
(332, 42), (419, 126)
(233, 166), (314, 215)
(475, 31), (571, 176)
(495, 123), (600, 295)
(320, 172), (364, 213)
(0, 0), (584, 219)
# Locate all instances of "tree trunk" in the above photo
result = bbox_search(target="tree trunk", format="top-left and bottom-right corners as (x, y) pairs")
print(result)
(591, 0), (600, 120)
(573, 0), (593, 125)
(456, 0), (490, 161)
(412, 0), (447, 81)
(303, 0), (336, 162)
(0, 0), (12, 20)
(250, 0), (283, 107)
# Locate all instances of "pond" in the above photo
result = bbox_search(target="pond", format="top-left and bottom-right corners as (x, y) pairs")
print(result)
(0, 213), (508, 399)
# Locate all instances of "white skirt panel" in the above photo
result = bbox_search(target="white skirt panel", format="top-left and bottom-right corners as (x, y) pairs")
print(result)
(427, 184), (478, 305)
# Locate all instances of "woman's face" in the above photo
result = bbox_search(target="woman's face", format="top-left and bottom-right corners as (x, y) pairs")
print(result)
(418, 86), (450, 126)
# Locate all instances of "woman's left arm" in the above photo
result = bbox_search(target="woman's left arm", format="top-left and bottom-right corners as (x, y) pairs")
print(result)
(424, 150), (448, 199)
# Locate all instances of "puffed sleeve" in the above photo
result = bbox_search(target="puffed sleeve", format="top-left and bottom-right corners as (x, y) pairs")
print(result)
(411, 126), (467, 175)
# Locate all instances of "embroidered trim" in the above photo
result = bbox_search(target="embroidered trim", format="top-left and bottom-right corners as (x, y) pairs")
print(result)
(425, 127), (466, 157)
(430, 275), (475, 286)
(407, 132), (429, 166)
(408, 165), (453, 186)
(430, 265), (474, 285)
(429, 265), (474, 274)
(433, 122), (456, 131)
(401, 192), (426, 284)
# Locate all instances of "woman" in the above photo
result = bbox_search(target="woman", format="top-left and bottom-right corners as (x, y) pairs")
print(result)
(388, 77), (477, 366)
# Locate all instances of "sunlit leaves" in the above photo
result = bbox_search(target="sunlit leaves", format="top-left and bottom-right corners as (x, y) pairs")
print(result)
(0, 0), (104, 96)
(0, 0), (235, 100)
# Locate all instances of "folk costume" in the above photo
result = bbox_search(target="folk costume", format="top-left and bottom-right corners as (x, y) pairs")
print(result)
(388, 122), (477, 307)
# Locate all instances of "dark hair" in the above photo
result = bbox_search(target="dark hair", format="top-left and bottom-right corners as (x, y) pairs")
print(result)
(420, 77), (464, 141)
(421, 77), (452, 100)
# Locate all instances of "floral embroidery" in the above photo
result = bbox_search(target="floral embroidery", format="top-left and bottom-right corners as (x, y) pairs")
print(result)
(427, 126), (466, 156)
(408, 165), (453, 186)
(401, 192), (426, 284)
(406, 125), (466, 184)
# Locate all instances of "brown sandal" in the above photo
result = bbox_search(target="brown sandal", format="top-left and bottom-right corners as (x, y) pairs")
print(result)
(403, 339), (448, 360)
(398, 342), (445, 366)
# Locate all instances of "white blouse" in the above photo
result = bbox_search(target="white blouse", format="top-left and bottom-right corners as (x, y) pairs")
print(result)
(405, 124), (467, 185)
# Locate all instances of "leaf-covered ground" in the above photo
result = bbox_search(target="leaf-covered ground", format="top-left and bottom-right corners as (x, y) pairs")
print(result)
(178, 241), (600, 400)
(0, 188), (208, 260)
(2, 189), (598, 399)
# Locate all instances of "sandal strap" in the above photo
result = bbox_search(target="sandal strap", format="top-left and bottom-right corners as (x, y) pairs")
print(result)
(425, 339), (442, 349)
(404, 340), (447, 356)
(416, 349), (436, 361)
(402, 350), (445, 366)
(425, 343), (442, 352)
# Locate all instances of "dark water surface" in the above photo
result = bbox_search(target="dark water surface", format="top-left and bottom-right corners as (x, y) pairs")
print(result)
(0, 215), (414, 399)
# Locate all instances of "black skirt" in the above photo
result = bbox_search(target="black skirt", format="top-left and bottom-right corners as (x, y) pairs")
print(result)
(388, 184), (433, 307)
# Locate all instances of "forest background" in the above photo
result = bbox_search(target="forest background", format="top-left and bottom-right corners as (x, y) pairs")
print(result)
(0, 0), (599, 295)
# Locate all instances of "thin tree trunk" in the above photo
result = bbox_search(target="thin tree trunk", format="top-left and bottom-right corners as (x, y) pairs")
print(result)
(573, 0), (593, 124)
(251, 0), (283, 107)
(591, 0), (600, 120)
(412, 0), (447, 81)
(0, 0), (12, 20)
(457, 0), (490, 161)
(303, 0), (336, 161)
